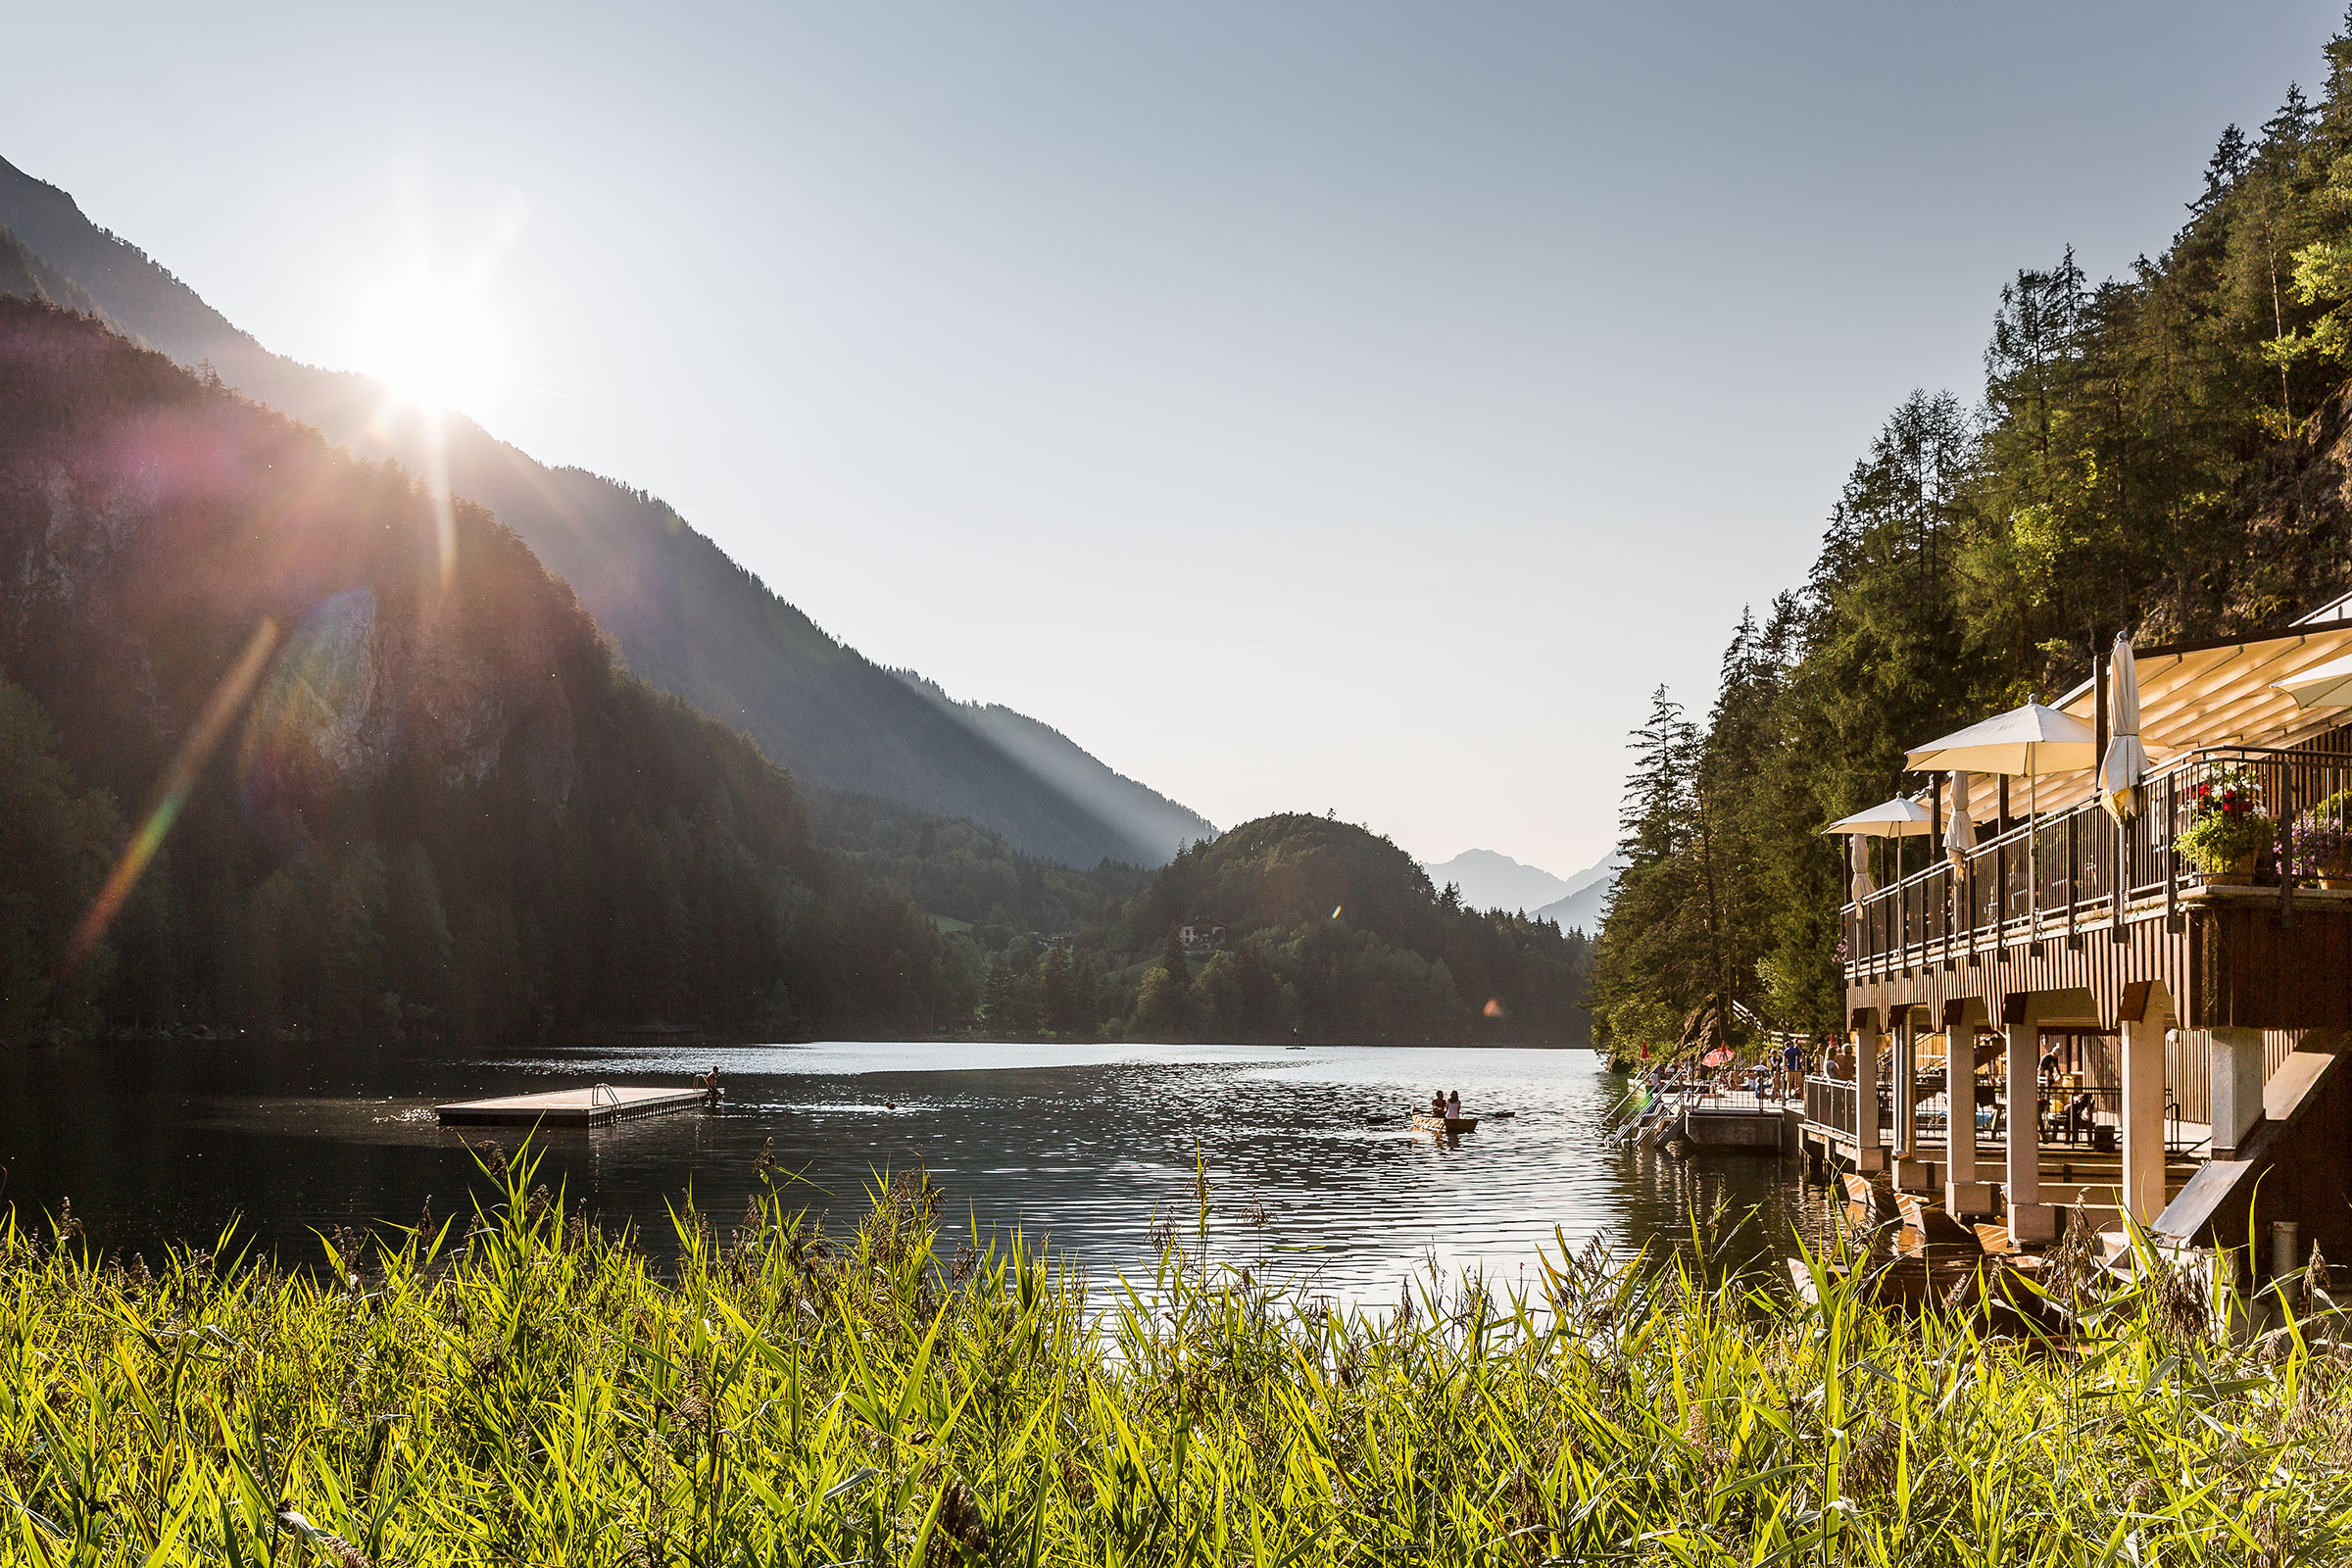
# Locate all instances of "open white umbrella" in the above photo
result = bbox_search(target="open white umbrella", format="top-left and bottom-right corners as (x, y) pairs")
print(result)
(1904, 701), (2097, 777)
(2100, 634), (2148, 821)
(1818, 796), (1934, 902)
(2274, 649), (2352, 709)
(1905, 700), (2096, 919)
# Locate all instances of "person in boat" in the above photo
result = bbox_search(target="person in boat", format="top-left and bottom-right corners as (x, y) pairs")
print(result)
(1445, 1089), (1461, 1119)
(1430, 1091), (1446, 1119)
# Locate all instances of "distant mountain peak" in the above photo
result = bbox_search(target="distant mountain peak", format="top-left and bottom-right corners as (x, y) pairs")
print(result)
(1533, 853), (1625, 935)
(1419, 848), (1572, 914)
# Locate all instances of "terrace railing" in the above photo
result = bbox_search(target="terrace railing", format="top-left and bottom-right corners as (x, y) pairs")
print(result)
(1842, 745), (2352, 976)
(1801, 1074), (1897, 1143)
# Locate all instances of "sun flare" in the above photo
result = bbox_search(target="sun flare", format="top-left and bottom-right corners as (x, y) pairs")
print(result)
(355, 278), (505, 413)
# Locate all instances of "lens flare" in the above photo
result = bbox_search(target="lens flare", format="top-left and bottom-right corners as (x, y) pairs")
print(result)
(237, 588), (379, 844)
(63, 618), (280, 975)
(1483, 998), (1505, 1018)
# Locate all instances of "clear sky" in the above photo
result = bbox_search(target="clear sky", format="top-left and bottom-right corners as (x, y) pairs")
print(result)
(3, 3), (2343, 875)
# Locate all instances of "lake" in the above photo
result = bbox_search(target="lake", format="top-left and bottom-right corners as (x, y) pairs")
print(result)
(0, 1040), (1835, 1301)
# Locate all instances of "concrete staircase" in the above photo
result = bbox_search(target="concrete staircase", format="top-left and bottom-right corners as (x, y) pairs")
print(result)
(2154, 1031), (2352, 1267)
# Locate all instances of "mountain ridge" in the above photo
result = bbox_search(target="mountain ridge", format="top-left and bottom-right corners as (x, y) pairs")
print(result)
(0, 296), (962, 1042)
(0, 153), (1205, 869)
(1533, 864), (1620, 936)
(891, 669), (1213, 863)
(1418, 847), (1621, 919)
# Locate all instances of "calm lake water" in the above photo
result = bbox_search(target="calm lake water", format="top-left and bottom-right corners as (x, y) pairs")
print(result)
(0, 1041), (1835, 1301)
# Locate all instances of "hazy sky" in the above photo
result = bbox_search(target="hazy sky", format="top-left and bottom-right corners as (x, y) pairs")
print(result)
(3, 4), (2342, 874)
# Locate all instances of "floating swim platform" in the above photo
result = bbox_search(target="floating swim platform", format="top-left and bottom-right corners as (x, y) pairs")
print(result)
(435, 1084), (710, 1127)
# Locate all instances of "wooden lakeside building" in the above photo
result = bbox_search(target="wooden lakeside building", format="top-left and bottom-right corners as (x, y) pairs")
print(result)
(1810, 595), (2352, 1261)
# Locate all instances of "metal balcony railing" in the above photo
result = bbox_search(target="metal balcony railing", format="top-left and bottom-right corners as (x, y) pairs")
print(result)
(1842, 745), (2352, 976)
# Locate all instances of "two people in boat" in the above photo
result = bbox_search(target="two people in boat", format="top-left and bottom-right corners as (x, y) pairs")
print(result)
(1427, 1089), (1462, 1119)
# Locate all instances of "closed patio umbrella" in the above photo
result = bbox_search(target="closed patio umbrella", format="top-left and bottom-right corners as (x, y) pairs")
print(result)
(1945, 770), (1977, 869)
(2101, 635), (2148, 821)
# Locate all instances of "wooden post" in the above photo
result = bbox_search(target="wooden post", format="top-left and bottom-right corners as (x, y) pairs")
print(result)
(2093, 651), (2109, 769)
(2279, 758), (2296, 928)
(2111, 803), (2129, 942)
(2119, 982), (2170, 1226)
(2005, 996), (2055, 1242)
(1894, 1011), (1918, 1161)
(2165, 770), (2179, 925)
(1944, 999), (1990, 1216)
(1998, 772), (2012, 936)
(2066, 811), (2079, 937)
(1854, 1022), (1885, 1173)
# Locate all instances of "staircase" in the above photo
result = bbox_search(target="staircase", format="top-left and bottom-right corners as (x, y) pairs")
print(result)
(2154, 1031), (2352, 1269)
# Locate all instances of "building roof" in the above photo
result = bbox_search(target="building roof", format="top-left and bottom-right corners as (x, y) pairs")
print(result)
(2029, 615), (2352, 812)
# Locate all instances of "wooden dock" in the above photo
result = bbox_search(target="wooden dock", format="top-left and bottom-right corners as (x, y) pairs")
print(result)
(435, 1084), (710, 1127)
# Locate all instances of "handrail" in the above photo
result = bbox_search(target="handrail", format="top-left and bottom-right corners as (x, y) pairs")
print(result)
(1840, 742), (2352, 974)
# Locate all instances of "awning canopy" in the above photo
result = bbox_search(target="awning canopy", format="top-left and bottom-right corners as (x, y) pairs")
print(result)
(1818, 796), (1936, 838)
(1905, 702), (2096, 777)
(2030, 614), (2352, 813)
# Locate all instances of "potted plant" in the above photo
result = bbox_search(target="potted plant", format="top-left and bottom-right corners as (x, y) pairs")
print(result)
(2178, 766), (2274, 885)
(2298, 789), (2352, 889)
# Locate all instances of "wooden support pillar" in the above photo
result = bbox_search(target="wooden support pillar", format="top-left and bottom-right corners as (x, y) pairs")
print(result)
(2005, 995), (2055, 1242)
(1943, 998), (1992, 1216)
(2211, 1027), (2266, 1157)
(1852, 1022), (1886, 1174)
(1894, 1011), (1919, 1159)
(2119, 982), (2173, 1227)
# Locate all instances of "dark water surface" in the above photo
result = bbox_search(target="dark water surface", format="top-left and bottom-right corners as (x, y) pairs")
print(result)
(0, 1041), (1836, 1301)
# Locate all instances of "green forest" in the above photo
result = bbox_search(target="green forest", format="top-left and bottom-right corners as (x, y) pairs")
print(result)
(970, 813), (1594, 1047)
(1591, 15), (2352, 1058)
(0, 300), (1592, 1050)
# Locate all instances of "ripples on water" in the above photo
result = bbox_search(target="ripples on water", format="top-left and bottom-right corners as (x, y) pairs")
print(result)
(0, 1041), (1840, 1302)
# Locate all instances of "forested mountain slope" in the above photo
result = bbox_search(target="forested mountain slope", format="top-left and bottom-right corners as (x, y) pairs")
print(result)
(1590, 17), (2352, 1054)
(0, 298), (959, 1045)
(0, 154), (1205, 868)
(1028, 813), (1596, 1047)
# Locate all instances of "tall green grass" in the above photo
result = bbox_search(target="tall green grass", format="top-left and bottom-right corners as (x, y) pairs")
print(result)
(3, 1147), (2350, 1566)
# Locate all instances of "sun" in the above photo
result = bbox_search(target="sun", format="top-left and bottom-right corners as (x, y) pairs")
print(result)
(354, 277), (505, 414)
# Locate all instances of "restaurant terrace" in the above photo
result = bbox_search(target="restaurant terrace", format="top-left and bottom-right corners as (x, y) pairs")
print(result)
(1818, 593), (2352, 1261)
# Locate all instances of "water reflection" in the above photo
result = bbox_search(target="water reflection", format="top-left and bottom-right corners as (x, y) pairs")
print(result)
(0, 1041), (1838, 1300)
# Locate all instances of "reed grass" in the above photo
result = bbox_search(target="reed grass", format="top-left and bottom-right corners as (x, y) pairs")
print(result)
(4, 1148), (2351, 1566)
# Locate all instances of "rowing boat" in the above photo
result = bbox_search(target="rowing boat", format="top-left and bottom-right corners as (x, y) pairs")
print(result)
(1410, 1112), (1479, 1135)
